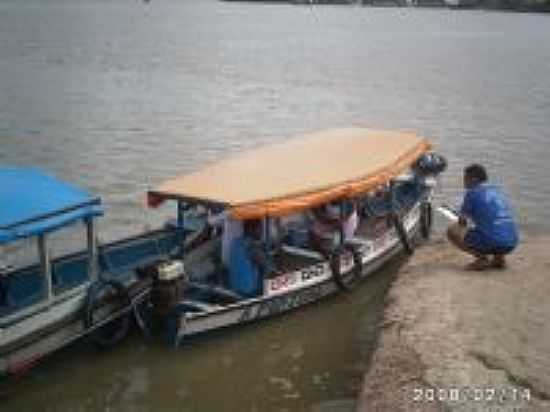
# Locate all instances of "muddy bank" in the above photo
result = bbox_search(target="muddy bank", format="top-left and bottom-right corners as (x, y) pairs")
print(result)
(357, 234), (550, 412)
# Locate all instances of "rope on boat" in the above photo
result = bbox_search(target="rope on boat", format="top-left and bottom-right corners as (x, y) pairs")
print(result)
(330, 244), (362, 291)
(84, 279), (131, 348)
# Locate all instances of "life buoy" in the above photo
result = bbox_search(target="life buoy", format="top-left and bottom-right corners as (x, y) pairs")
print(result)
(420, 201), (433, 240)
(330, 244), (362, 291)
(390, 212), (414, 255)
(84, 279), (131, 348)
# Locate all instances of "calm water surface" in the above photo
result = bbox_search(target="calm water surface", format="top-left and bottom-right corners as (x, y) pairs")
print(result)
(1, 0), (550, 410)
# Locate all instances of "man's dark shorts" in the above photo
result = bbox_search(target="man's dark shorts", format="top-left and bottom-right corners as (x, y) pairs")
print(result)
(464, 229), (515, 255)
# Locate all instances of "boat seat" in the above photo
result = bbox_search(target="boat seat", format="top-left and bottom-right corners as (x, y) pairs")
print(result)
(186, 281), (243, 303)
(0, 267), (46, 315)
(184, 237), (221, 282)
(52, 254), (89, 293)
(227, 237), (262, 298)
(99, 231), (178, 278)
(178, 299), (223, 313)
(281, 245), (323, 261)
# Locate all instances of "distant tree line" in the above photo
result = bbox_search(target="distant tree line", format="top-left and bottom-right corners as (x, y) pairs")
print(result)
(479, 0), (550, 11)
(258, 0), (550, 10)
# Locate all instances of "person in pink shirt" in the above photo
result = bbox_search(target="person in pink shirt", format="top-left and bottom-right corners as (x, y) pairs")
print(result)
(309, 200), (358, 257)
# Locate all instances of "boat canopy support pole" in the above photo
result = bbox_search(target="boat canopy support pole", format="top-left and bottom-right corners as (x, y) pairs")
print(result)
(264, 216), (273, 275)
(339, 202), (346, 245)
(177, 200), (186, 258)
(177, 201), (184, 228)
(38, 234), (53, 304)
(87, 217), (98, 281)
(390, 181), (397, 214)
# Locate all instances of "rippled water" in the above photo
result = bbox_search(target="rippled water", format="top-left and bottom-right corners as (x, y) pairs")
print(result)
(1, 0), (550, 410)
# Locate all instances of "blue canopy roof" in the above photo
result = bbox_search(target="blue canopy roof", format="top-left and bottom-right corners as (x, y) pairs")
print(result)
(0, 168), (103, 244)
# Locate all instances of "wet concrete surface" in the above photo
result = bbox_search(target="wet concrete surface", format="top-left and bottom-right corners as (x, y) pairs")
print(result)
(357, 234), (550, 412)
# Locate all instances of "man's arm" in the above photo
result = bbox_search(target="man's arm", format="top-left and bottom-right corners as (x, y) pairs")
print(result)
(459, 191), (472, 227)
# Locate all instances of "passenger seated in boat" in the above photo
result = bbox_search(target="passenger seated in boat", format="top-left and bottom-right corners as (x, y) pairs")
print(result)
(278, 213), (309, 248)
(228, 219), (264, 297)
(309, 200), (358, 257)
(206, 213), (243, 269)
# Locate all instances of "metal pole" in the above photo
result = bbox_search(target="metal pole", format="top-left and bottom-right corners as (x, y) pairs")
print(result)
(177, 201), (184, 229)
(38, 234), (53, 304)
(177, 201), (186, 258)
(339, 202), (346, 245)
(87, 217), (98, 281)
(390, 181), (394, 211)
(390, 181), (397, 214)
(264, 216), (272, 274)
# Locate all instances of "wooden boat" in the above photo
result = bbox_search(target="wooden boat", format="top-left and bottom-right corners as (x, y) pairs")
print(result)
(0, 169), (179, 377)
(145, 127), (445, 347)
(0, 127), (445, 376)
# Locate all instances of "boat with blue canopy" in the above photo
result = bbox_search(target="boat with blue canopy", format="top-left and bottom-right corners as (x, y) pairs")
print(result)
(0, 168), (180, 377)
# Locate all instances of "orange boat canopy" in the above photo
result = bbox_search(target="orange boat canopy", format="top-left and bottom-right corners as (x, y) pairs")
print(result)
(148, 127), (432, 220)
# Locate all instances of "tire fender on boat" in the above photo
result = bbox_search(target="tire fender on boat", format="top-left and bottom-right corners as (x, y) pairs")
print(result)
(330, 244), (362, 291)
(420, 201), (433, 240)
(83, 279), (131, 348)
(390, 212), (414, 255)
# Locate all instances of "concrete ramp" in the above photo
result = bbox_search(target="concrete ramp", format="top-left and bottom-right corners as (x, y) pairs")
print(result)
(357, 234), (550, 412)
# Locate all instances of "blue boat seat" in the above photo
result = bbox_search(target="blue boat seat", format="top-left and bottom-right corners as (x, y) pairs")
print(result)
(0, 267), (46, 315)
(99, 231), (178, 278)
(52, 255), (90, 292)
(228, 237), (261, 297)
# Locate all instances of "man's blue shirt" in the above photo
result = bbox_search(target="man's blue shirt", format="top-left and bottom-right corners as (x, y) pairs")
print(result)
(460, 183), (519, 249)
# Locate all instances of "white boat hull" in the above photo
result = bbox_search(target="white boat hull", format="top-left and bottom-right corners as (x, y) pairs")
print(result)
(172, 203), (422, 346)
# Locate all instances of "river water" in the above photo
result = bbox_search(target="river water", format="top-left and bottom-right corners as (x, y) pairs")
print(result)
(1, 0), (549, 410)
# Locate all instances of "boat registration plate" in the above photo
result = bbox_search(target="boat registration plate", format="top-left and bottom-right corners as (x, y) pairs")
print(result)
(266, 263), (328, 295)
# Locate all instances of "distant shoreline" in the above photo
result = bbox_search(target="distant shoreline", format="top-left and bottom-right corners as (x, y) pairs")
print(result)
(221, 0), (550, 13)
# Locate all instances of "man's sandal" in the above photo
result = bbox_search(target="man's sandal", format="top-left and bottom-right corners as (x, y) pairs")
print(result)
(465, 257), (491, 271)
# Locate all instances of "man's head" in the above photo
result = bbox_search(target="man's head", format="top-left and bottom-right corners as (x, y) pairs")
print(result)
(463, 163), (488, 189)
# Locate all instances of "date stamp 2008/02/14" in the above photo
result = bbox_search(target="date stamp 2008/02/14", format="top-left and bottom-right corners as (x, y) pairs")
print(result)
(412, 386), (531, 404)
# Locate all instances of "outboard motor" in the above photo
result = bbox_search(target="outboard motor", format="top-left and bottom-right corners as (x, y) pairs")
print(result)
(149, 260), (187, 317)
(414, 152), (448, 176)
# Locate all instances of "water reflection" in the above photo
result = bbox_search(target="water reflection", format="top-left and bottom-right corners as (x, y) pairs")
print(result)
(1, 254), (400, 411)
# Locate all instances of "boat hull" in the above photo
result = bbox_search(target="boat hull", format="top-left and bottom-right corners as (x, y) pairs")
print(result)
(170, 202), (423, 346)
(0, 229), (176, 377)
(0, 197), (429, 376)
